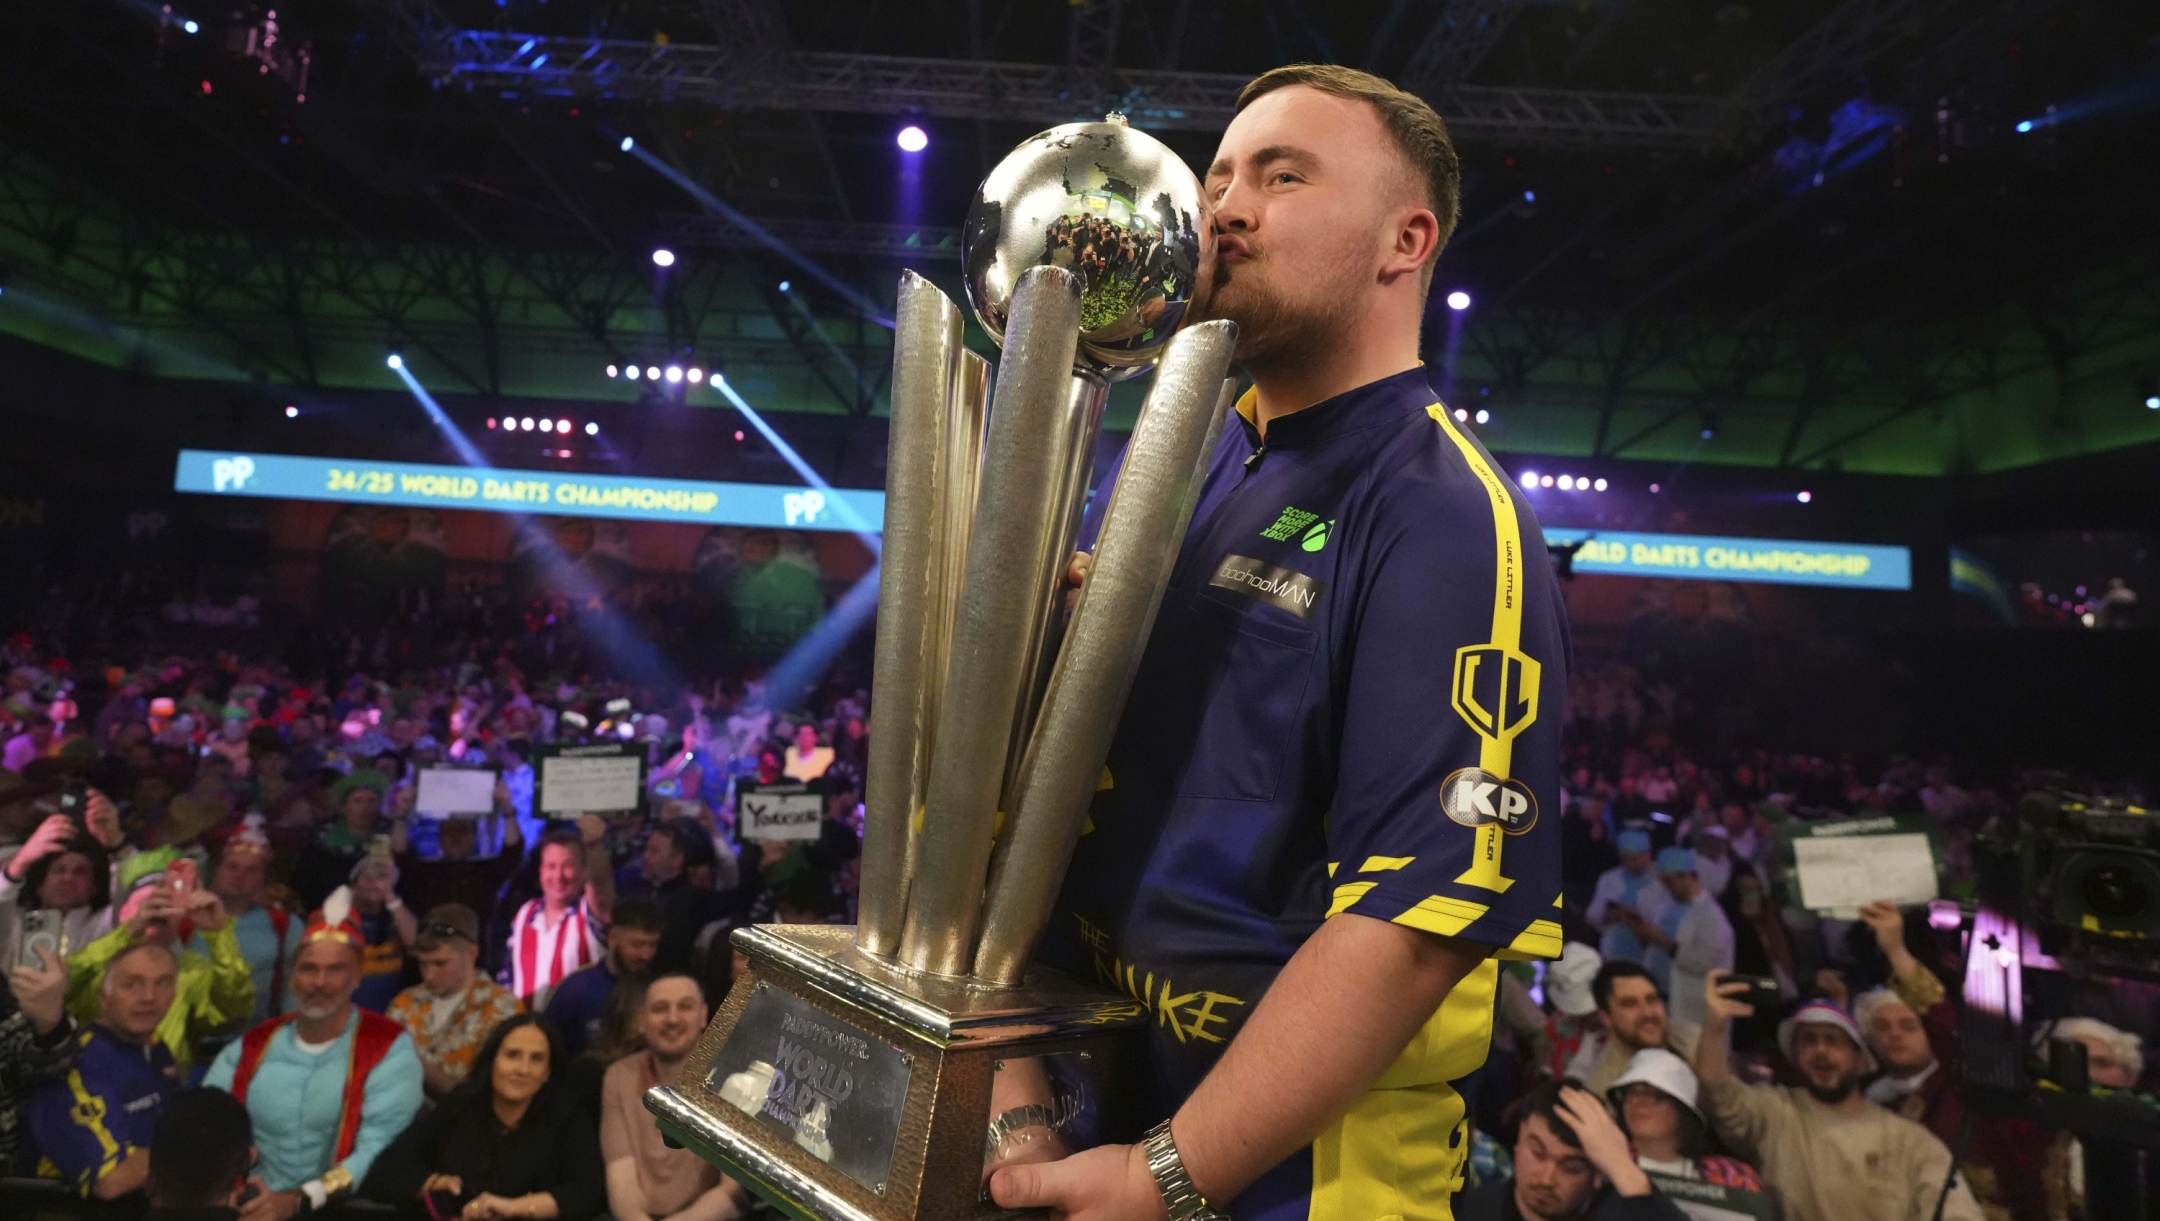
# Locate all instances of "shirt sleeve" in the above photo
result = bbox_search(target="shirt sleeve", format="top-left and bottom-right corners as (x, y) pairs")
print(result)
(1323, 432), (1568, 960)
(1699, 1077), (1787, 1155)
(27, 1061), (121, 1194)
(197, 923), (258, 1032)
(338, 1033), (425, 1188)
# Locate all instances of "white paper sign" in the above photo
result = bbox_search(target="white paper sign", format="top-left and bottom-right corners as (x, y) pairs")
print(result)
(739, 791), (824, 841)
(416, 767), (497, 816)
(539, 754), (644, 814)
(1793, 832), (1939, 914)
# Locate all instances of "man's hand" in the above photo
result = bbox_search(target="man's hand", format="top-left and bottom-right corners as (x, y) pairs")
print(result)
(1063, 552), (1093, 612)
(238, 1186), (302, 1221)
(422, 1174), (466, 1198)
(1858, 898), (1921, 982)
(187, 886), (229, 932)
(577, 813), (607, 845)
(8, 943), (68, 1034)
(84, 789), (125, 849)
(1814, 968), (1851, 1008)
(1702, 968), (1755, 1031)
(126, 888), (182, 937)
(989, 1141), (1166, 1221)
(1555, 1086), (1651, 1197)
(5, 814), (75, 880)
(392, 785), (417, 821)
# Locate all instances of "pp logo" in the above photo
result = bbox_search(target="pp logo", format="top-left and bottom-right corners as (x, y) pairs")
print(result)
(782, 490), (827, 526)
(1451, 643), (1540, 745)
(211, 455), (257, 492)
(1440, 767), (1538, 834)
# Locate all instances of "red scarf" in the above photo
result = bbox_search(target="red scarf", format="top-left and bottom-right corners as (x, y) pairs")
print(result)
(231, 1009), (403, 1164)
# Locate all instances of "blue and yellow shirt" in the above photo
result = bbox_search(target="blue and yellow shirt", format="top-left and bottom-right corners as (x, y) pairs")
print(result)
(25, 1023), (177, 1193)
(1041, 367), (1570, 1221)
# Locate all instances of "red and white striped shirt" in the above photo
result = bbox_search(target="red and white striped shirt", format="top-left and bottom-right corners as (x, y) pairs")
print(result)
(507, 896), (605, 1000)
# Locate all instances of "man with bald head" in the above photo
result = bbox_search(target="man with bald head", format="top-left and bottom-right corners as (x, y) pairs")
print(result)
(27, 941), (182, 1198)
(1003, 63), (1570, 1221)
(203, 888), (422, 1221)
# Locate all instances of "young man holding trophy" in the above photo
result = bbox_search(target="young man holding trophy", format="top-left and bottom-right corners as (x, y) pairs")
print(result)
(645, 61), (1565, 1221)
(993, 64), (1569, 1221)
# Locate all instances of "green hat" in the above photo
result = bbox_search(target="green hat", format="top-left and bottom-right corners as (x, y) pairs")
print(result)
(329, 768), (391, 811)
(118, 846), (182, 898)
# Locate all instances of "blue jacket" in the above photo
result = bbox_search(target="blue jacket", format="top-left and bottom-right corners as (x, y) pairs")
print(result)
(26, 1023), (178, 1193)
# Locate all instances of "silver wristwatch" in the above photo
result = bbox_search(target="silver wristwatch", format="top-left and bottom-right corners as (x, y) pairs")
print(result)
(1142, 1120), (1228, 1221)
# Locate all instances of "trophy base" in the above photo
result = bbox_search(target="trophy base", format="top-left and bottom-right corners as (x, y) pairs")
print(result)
(645, 924), (1149, 1221)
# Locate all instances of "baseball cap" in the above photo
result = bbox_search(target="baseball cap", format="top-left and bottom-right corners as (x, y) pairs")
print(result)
(1618, 829), (1652, 854)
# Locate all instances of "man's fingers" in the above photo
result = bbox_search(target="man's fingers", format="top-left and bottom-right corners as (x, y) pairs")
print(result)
(989, 1157), (1077, 1211)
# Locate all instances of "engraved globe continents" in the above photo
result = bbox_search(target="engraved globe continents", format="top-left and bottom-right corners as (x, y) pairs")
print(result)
(962, 116), (1215, 380)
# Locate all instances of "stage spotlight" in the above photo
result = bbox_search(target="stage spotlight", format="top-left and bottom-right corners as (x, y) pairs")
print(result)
(1475, 409), (1489, 424)
(1523, 190), (1535, 202)
(556, 419), (571, 433)
(646, 366), (660, 380)
(1540, 475), (1555, 488)
(1446, 290), (1471, 311)
(651, 248), (676, 268)
(1558, 475), (1575, 490)
(606, 364), (618, 378)
(665, 366), (683, 383)
(520, 417), (535, 430)
(487, 418), (497, 429)
(778, 280), (791, 292)
(687, 368), (705, 383)
(2016, 121), (2034, 133)
(183, 19), (198, 33)
(1593, 478), (1607, 492)
(585, 422), (599, 435)
(625, 365), (640, 380)
(1798, 490), (1813, 503)
(897, 125), (929, 153)
(1520, 470), (1538, 488)
(386, 353), (403, 369)
(1454, 408), (1468, 422)
(734, 430), (745, 442)
(1649, 482), (1661, 493)
(2146, 395), (2159, 410)
(620, 136), (635, 152)
(1701, 426), (1716, 439)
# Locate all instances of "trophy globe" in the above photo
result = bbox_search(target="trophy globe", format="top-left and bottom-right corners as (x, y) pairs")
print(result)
(962, 114), (1215, 380)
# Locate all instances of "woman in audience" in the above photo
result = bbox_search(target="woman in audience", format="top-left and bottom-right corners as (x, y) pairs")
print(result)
(363, 1013), (607, 1220)
(1605, 1048), (1764, 1191)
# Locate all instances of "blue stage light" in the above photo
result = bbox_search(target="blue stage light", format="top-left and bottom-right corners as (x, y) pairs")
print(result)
(386, 353), (403, 369)
(1446, 290), (1471, 311)
(897, 125), (929, 153)
(2016, 121), (2034, 133)
(778, 280), (791, 292)
(620, 136), (635, 152)
(183, 19), (198, 33)
(284, 405), (297, 418)
(2146, 395), (2160, 410)
(624, 365), (639, 380)
(585, 422), (599, 435)
(1798, 490), (1813, 503)
(1475, 409), (1489, 424)
(665, 366), (683, 383)
(1523, 190), (1535, 202)
(651, 248), (676, 268)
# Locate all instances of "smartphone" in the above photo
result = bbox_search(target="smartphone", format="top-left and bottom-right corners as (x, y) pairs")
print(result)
(20, 909), (62, 968)
(166, 858), (198, 902)
(1726, 973), (1782, 1011)
(56, 787), (87, 830)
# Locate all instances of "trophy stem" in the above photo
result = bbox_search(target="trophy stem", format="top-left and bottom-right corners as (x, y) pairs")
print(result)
(972, 323), (1239, 984)
(857, 271), (971, 958)
(897, 265), (1087, 977)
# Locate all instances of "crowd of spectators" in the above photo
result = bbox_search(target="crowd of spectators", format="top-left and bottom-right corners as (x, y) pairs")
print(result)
(0, 609), (2147, 1221)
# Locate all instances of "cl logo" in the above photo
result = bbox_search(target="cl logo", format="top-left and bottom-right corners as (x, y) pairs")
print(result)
(1451, 644), (1540, 744)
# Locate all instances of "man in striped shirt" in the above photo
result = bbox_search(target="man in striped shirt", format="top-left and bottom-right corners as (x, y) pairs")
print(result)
(503, 815), (614, 1002)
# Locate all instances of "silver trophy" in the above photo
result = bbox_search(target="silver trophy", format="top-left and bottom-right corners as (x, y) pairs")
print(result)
(646, 115), (1238, 1221)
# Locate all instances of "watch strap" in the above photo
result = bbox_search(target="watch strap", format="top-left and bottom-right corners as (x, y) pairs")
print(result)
(1143, 1119), (1227, 1221)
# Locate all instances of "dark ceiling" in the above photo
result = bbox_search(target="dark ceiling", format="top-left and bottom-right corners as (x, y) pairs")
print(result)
(0, 0), (2156, 476)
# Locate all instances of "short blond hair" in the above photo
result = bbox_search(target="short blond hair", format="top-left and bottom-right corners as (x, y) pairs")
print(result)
(1236, 64), (1463, 277)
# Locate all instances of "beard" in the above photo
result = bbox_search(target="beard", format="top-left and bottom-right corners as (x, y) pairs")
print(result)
(1803, 1073), (1859, 1104)
(1203, 238), (1362, 377)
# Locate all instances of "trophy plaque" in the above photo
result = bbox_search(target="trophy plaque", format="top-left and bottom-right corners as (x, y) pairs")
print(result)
(645, 115), (1239, 1221)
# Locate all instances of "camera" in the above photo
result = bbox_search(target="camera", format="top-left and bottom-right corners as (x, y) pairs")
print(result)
(1981, 788), (2160, 981)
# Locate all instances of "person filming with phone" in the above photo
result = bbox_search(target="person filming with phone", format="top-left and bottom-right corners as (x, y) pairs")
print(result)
(1694, 967), (1983, 1221)
(63, 846), (255, 1072)
(25, 939), (184, 1198)
(0, 789), (127, 970)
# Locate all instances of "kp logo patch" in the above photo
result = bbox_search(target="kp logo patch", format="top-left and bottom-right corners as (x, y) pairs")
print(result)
(1440, 767), (1539, 834)
(1451, 644), (1540, 744)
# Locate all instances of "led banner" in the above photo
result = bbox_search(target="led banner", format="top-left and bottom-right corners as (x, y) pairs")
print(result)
(1543, 527), (1910, 591)
(173, 450), (886, 532)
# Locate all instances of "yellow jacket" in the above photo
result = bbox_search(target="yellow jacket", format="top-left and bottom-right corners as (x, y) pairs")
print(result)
(64, 922), (254, 1071)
